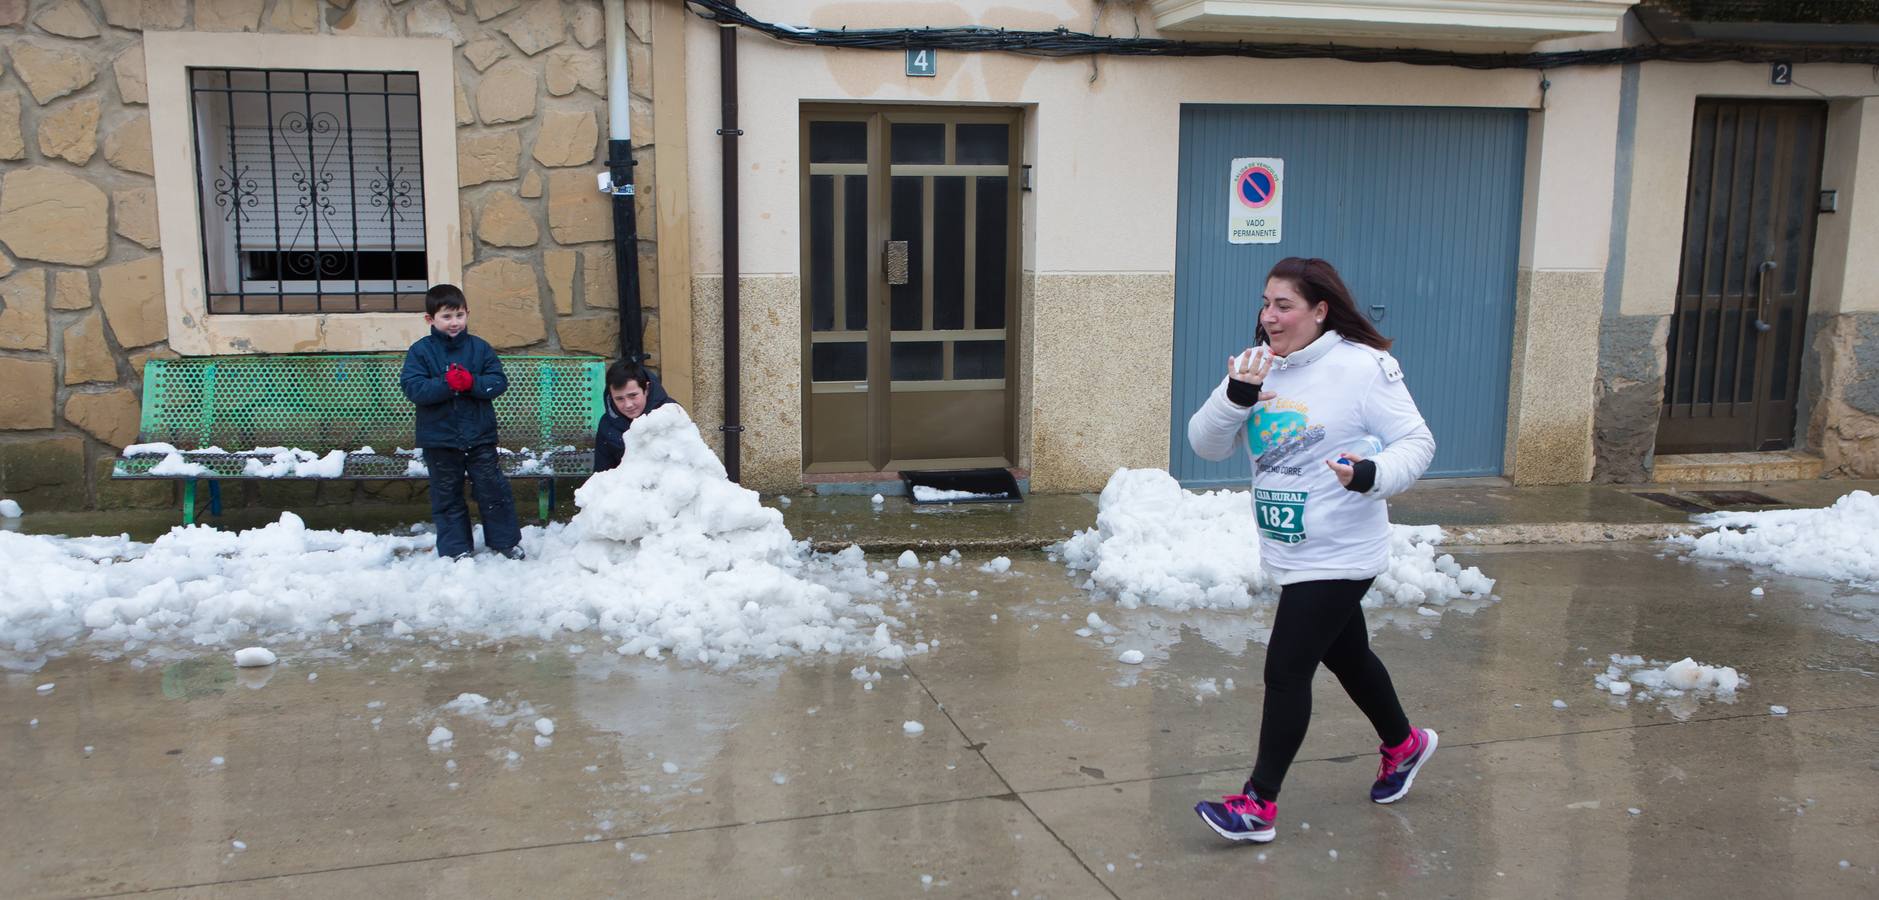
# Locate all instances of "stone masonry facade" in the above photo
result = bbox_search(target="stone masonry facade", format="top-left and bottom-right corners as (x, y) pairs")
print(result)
(0, 0), (660, 511)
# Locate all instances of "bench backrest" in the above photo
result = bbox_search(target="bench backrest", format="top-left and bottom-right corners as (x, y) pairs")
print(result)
(136, 355), (606, 452)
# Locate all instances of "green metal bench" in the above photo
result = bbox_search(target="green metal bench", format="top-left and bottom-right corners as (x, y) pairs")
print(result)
(114, 355), (606, 524)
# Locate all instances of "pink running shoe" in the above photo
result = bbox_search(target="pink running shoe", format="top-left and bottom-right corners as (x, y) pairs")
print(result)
(1195, 782), (1278, 843)
(1371, 727), (1438, 804)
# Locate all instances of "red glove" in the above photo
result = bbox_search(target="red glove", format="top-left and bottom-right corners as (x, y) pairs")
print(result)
(445, 363), (474, 393)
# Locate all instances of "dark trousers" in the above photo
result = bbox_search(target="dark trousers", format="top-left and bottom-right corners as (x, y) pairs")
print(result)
(1250, 578), (1412, 799)
(424, 444), (521, 557)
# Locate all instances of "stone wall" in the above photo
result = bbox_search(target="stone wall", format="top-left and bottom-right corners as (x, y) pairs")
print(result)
(0, 0), (660, 511)
(1590, 313), (1667, 482)
(1804, 312), (1879, 477)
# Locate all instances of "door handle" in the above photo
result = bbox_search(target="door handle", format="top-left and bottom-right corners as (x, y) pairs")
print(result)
(885, 240), (910, 286)
(1754, 260), (1777, 333)
(1368, 304), (1386, 322)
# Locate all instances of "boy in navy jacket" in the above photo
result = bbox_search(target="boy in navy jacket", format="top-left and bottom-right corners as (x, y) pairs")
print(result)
(593, 360), (675, 473)
(400, 284), (525, 559)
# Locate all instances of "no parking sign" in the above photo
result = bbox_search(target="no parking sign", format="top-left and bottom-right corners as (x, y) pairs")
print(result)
(1228, 157), (1283, 244)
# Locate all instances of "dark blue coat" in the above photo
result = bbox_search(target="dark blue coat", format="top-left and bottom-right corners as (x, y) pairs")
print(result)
(594, 369), (672, 472)
(400, 328), (509, 449)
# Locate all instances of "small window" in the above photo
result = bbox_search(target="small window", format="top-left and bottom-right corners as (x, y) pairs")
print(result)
(190, 67), (429, 314)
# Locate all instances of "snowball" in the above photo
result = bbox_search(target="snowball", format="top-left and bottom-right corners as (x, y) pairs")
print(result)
(231, 841), (247, 851)
(211, 756), (225, 766)
(427, 726), (453, 747)
(534, 717), (555, 737)
(36, 683), (53, 694)
(1118, 650), (1145, 665)
(979, 556), (1012, 574)
(871, 494), (885, 506)
(897, 550), (920, 569)
(1552, 700), (1568, 709)
(661, 761), (679, 774)
(903, 720), (925, 735)
(0, 499), (21, 519)
(233, 647), (277, 668)
(1769, 705), (1789, 716)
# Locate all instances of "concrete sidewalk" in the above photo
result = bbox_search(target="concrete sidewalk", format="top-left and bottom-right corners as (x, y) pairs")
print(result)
(4, 543), (1874, 897)
(777, 478), (1879, 552)
(10, 477), (1877, 553)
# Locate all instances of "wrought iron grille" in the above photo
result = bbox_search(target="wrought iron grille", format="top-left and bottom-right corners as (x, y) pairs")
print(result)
(189, 68), (429, 315)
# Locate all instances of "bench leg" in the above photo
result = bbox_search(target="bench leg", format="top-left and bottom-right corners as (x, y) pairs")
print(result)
(538, 478), (552, 524)
(208, 479), (223, 517)
(183, 479), (197, 526)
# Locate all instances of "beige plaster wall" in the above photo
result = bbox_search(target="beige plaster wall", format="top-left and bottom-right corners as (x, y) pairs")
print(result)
(688, 273), (802, 492)
(1811, 97), (1879, 317)
(1504, 268), (1604, 483)
(681, 7), (1540, 279)
(1029, 272), (1174, 492)
(1504, 65), (1618, 484)
(680, 4), (1543, 488)
(1618, 61), (1879, 317)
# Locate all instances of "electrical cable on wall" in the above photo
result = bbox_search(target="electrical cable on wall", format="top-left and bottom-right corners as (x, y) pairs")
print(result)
(684, 0), (1879, 71)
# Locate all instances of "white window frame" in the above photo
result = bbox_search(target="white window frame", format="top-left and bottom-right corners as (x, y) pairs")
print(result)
(147, 32), (462, 354)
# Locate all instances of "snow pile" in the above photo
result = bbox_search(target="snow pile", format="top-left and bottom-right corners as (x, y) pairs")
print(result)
(1674, 491), (1879, 586)
(912, 486), (1006, 502)
(0, 406), (904, 669)
(1592, 653), (1745, 716)
(1632, 657), (1743, 695)
(148, 453), (212, 477)
(240, 448), (349, 478)
(1059, 468), (1495, 611)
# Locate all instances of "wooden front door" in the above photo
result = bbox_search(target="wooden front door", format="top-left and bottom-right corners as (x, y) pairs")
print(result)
(1658, 99), (1827, 454)
(799, 107), (1022, 473)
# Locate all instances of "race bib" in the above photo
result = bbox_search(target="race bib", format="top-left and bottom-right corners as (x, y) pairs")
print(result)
(1254, 488), (1308, 544)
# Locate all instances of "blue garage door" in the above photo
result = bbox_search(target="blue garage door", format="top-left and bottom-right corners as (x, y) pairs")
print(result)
(1171, 105), (1526, 485)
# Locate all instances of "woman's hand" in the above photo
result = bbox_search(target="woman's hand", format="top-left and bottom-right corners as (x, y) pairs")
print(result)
(1324, 448), (1363, 487)
(1226, 348), (1277, 407)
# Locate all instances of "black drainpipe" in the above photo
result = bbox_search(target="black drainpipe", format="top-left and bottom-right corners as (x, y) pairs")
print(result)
(718, 16), (743, 482)
(609, 136), (644, 363)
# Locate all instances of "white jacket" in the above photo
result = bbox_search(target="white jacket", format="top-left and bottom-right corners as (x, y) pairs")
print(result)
(1187, 330), (1436, 585)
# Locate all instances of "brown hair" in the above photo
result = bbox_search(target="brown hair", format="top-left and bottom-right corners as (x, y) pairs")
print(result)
(1265, 257), (1392, 352)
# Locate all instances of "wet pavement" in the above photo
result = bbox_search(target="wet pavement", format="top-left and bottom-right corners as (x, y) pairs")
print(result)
(4, 542), (1875, 898)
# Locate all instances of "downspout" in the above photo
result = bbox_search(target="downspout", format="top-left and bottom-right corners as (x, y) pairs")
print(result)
(602, 0), (644, 362)
(718, 12), (743, 482)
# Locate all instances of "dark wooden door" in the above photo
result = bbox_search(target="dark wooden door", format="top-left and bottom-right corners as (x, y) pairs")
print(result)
(1658, 100), (1827, 454)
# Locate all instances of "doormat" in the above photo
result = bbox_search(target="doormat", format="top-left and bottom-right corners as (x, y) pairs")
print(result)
(1632, 492), (1712, 514)
(901, 468), (1023, 505)
(1630, 492), (1721, 514)
(1690, 490), (1784, 507)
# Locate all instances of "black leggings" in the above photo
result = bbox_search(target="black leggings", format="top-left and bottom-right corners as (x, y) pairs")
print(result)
(1250, 578), (1411, 800)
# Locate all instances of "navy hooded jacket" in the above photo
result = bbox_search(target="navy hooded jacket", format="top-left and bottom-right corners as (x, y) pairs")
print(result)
(594, 368), (672, 472)
(400, 327), (509, 449)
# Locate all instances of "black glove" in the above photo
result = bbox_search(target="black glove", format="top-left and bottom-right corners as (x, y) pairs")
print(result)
(1226, 378), (1263, 408)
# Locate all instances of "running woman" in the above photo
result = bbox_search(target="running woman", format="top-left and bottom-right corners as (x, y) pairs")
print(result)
(1188, 257), (1439, 844)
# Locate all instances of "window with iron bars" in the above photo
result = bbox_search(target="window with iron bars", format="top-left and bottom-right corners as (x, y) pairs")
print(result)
(190, 68), (429, 315)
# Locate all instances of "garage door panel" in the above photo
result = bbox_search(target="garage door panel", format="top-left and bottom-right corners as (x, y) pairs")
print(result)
(1171, 104), (1525, 484)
